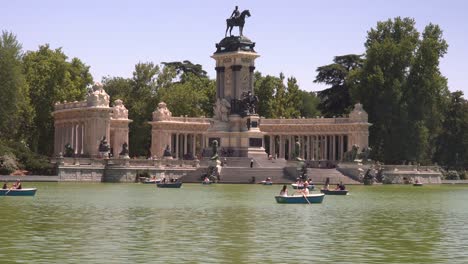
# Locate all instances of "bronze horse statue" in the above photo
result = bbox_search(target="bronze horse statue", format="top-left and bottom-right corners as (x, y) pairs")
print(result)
(225, 10), (251, 37)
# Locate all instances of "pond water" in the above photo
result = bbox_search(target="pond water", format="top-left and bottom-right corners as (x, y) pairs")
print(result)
(1, 183), (468, 263)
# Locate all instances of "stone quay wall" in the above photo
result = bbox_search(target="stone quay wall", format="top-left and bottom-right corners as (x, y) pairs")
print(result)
(56, 157), (200, 182)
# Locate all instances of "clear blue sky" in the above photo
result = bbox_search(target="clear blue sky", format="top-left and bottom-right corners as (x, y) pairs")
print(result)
(3, 0), (468, 95)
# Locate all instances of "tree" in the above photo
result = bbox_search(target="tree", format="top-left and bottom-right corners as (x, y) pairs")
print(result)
(161, 60), (208, 82)
(158, 72), (215, 117)
(23, 44), (93, 155)
(405, 24), (449, 163)
(0, 31), (33, 142)
(285, 77), (302, 118)
(434, 91), (468, 168)
(127, 62), (160, 157)
(314, 54), (363, 117)
(298, 90), (321, 118)
(270, 73), (288, 118)
(254, 72), (278, 118)
(350, 17), (421, 163)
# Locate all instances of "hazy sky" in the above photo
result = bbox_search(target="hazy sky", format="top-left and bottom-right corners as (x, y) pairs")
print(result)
(3, 0), (467, 95)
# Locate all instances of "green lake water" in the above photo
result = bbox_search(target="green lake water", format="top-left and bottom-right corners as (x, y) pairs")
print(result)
(1, 183), (468, 263)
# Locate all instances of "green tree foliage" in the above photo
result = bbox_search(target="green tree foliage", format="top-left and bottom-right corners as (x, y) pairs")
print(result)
(315, 54), (363, 117)
(285, 77), (302, 118)
(298, 90), (321, 118)
(405, 24), (449, 163)
(23, 44), (93, 155)
(104, 63), (160, 157)
(0, 31), (33, 142)
(161, 60), (208, 82)
(103, 62), (215, 157)
(434, 91), (468, 168)
(350, 17), (450, 164)
(254, 72), (319, 118)
(254, 72), (278, 118)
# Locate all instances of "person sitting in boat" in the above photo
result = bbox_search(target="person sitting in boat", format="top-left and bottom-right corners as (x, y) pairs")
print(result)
(294, 182), (309, 196)
(334, 184), (341, 190)
(203, 177), (210, 183)
(161, 177), (166, 183)
(339, 182), (346, 190)
(2, 182), (7, 189)
(265, 177), (272, 183)
(279, 185), (288, 197)
(13, 179), (22, 190)
(301, 183), (310, 195)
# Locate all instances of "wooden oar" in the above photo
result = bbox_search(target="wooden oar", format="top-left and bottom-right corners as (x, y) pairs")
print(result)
(302, 193), (311, 204)
(5, 188), (12, 195)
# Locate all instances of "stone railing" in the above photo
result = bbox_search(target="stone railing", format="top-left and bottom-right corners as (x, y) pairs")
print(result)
(55, 157), (201, 168)
(155, 116), (210, 124)
(106, 158), (200, 168)
(54, 101), (88, 111)
(260, 117), (360, 125)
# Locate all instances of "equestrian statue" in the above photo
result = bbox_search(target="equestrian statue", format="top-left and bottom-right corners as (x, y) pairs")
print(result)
(225, 6), (251, 37)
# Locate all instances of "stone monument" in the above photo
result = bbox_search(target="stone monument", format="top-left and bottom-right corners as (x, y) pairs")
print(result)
(206, 6), (264, 157)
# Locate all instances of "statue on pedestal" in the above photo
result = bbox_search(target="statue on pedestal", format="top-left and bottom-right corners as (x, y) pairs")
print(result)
(163, 145), (173, 159)
(293, 139), (302, 161)
(225, 7), (251, 37)
(64, 143), (74, 157)
(210, 140), (219, 161)
(119, 142), (129, 158)
(98, 136), (110, 158)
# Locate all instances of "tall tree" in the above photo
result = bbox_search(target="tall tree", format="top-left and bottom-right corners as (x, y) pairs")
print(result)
(350, 17), (420, 163)
(298, 90), (321, 118)
(254, 72), (278, 118)
(285, 77), (302, 118)
(314, 54), (363, 117)
(405, 24), (449, 163)
(434, 91), (468, 168)
(0, 31), (33, 142)
(23, 44), (92, 155)
(161, 60), (208, 82)
(270, 73), (288, 118)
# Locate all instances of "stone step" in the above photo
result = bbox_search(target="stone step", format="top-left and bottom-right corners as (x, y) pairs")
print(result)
(306, 168), (361, 185)
(220, 167), (288, 183)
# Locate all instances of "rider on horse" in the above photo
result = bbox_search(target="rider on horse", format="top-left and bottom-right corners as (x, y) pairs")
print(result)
(230, 6), (240, 20)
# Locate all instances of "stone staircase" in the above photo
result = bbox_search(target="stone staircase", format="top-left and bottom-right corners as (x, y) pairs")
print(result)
(219, 167), (289, 184)
(306, 168), (361, 185)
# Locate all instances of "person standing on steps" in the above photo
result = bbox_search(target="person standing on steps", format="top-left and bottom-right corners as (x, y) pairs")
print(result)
(250, 158), (254, 168)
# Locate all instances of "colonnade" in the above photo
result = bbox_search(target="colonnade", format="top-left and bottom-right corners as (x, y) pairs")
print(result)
(55, 122), (86, 155)
(267, 134), (348, 161)
(169, 133), (207, 159)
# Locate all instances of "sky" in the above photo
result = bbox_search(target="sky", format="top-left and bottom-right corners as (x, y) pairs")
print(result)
(2, 0), (468, 95)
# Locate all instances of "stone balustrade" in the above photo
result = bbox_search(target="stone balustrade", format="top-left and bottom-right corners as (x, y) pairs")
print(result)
(56, 157), (200, 168)
(260, 117), (363, 125)
(54, 101), (88, 111)
(157, 116), (210, 124)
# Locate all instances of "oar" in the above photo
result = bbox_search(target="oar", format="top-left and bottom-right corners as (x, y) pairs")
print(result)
(5, 188), (12, 196)
(302, 193), (311, 204)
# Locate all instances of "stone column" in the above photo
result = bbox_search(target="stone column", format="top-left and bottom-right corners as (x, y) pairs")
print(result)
(278, 136), (283, 159)
(184, 133), (188, 157)
(175, 133), (179, 159)
(249, 66), (255, 94)
(231, 65), (242, 99)
(215, 67), (225, 99)
(324, 135), (328, 160)
(192, 134), (196, 158)
(302, 136), (306, 160)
